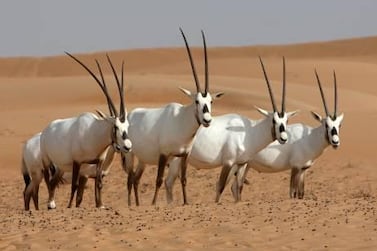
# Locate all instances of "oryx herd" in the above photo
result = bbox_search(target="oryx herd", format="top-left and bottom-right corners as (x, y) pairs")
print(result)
(21, 29), (344, 211)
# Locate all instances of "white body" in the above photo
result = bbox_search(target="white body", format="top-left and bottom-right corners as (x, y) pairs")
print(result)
(41, 112), (113, 169)
(22, 132), (114, 210)
(129, 103), (199, 164)
(123, 28), (224, 206)
(165, 109), (293, 203)
(251, 123), (328, 173)
(40, 112), (128, 209)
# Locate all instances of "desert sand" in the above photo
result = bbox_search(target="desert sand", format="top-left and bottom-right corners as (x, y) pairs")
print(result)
(0, 36), (376, 250)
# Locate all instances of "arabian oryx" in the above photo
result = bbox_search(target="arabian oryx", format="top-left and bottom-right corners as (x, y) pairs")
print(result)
(165, 57), (298, 203)
(227, 70), (344, 200)
(122, 28), (224, 206)
(40, 52), (132, 209)
(21, 129), (114, 210)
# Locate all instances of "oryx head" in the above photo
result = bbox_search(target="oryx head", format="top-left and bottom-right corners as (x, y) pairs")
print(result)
(65, 52), (132, 153)
(312, 70), (344, 149)
(256, 57), (298, 144)
(179, 28), (224, 127)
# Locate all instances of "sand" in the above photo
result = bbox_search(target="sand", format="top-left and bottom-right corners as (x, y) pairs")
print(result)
(0, 36), (376, 250)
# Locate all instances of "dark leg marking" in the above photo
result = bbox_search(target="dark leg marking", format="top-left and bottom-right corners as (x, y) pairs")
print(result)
(152, 154), (168, 205)
(68, 162), (80, 208)
(180, 154), (189, 205)
(216, 164), (232, 203)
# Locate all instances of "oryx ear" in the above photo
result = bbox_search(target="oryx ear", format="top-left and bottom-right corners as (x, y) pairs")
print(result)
(254, 106), (270, 117)
(213, 92), (225, 100)
(337, 113), (344, 123)
(179, 87), (194, 98)
(96, 109), (107, 119)
(287, 110), (299, 118)
(311, 111), (322, 122)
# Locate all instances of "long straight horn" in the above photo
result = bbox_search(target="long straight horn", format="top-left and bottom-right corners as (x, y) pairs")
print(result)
(95, 60), (116, 117)
(121, 60), (127, 118)
(333, 70), (338, 118)
(314, 69), (329, 116)
(258, 56), (277, 112)
(281, 56), (286, 113)
(106, 54), (125, 120)
(202, 30), (209, 94)
(180, 28), (201, 93)
(65, 52), (117, 117)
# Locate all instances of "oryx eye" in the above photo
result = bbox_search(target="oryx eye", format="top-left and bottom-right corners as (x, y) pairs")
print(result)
(195, 100), (199, 104)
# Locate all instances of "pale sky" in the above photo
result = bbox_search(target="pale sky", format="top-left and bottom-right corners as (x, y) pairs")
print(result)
(1, 0), (376, 56)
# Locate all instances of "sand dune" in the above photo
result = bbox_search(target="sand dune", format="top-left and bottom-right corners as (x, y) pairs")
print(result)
(0, 36), (376, 250)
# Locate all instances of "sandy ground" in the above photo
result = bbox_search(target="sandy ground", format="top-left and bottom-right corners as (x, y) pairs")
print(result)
(0, 36), (376, 250)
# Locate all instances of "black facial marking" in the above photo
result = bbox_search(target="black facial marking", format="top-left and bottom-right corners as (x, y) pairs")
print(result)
(195, 100), (199, 104)
(202, 104), (209, 114)
(279, 124), (285, 133)
(331, 127), (337, 136)
(202, 92), (208, 98)
(122, 131), (127, 140)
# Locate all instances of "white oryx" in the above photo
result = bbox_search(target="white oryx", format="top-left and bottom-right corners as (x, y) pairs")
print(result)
(165, 57), (298, 203)
(122, 28), (224, 206)
(40, 52), (132, 209)
(21, 130), (114, 210)
(227, 70), (344, 200)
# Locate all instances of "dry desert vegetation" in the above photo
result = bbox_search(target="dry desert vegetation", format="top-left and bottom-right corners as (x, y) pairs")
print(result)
(0, 36), (376, 250)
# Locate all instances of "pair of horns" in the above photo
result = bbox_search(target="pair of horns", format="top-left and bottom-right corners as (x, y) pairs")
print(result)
(65, 52), (126, 121)
(258, 56), (286, 114)
(315, 70), (338, 119)
(180, 28), (209, 95)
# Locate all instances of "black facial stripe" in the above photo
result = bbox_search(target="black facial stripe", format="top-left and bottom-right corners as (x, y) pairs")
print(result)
(279, 124), (285, 133)
(331, 127), (337, 136)
(122, 131), (127, 140)
(203, 104), (209, 114)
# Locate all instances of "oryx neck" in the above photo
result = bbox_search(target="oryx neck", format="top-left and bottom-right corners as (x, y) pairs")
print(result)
(245, 117), (275, 155)
(90, 118), (114, 151)
(306, 125), (329, 159)
(184, 102), (201, 126)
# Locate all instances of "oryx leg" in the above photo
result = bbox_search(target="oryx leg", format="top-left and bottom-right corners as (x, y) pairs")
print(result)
(94, 161), (104, 208)
(23, 181), (33, 211)
(231, 163), (249, 202)
(152, 154), (168, 205)
(180, 153), (189, 205)
(290, 168), (299, 198)
(32, 184), (40, 210)
(75, 176), (88, 207)
(121, 152), (135, 206)
(297, 168), (308, 199)
(133, 161), (146, 206)
(23, 168), (43, 211)
(216, 163), (237, 203)
(165, 158), (181, 204)
(127, 170), (135, 206)
(68, 161), (80, 208)
(47, 166), (63, 209)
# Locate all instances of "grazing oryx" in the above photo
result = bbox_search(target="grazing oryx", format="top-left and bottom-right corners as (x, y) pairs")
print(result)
(165, 57), (298, 203)
(122, 28), (224, 206)
(40, 52), (132, 209)
(21, 129), (114, 210)
(228, 70), (343, 200)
